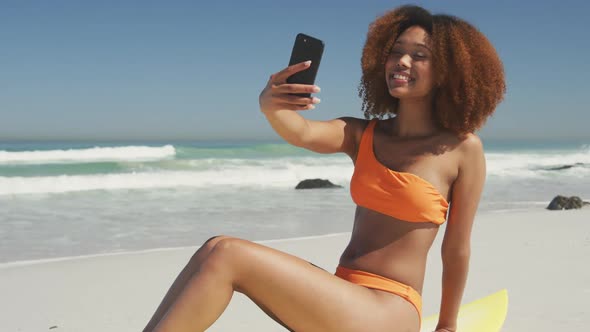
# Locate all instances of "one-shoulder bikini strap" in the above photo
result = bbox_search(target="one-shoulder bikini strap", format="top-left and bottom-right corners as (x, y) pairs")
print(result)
(356, 119), (378, 162)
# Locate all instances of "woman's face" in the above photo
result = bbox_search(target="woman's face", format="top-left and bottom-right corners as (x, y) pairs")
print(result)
(385, 25), (435, 100)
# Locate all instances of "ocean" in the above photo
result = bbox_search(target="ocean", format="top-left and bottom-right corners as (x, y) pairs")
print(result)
(1, 139), (589, 264)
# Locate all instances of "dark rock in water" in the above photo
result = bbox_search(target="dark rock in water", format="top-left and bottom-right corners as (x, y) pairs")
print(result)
(547, 195), (584, 210)
(295, 179), (343, 189)
(544, 162), (586, 171)
(547, 195), (568, 210)
(566, 197), (584, 209)
(546, 165), (574, 171)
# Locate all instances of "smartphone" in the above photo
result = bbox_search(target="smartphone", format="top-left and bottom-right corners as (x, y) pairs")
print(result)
(286, 33), (325, 97)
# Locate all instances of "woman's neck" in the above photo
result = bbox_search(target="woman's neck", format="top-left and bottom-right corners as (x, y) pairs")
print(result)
(392, 98), (438, 138)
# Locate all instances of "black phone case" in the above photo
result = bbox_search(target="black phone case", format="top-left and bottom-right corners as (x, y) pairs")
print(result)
(286, 33), (324, 97)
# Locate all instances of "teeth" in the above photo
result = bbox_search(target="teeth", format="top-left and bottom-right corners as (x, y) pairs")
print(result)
(393, 73), (410, 80)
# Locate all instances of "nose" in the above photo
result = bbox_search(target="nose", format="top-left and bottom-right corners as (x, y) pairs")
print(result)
(397, 54), (412, 68)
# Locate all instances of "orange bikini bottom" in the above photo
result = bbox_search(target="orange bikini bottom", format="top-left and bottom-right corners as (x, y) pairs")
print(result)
(335, 265), (422, 320)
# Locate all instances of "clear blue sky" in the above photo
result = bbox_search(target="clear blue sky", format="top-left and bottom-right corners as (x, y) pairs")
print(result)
(1, 0), (589, 141)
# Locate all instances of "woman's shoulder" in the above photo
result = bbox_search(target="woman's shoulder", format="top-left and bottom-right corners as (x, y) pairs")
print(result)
(332, 117), (371, 160)
(431, 131), (482, 177)
(437, 128), (482, 149)
(457, 133), (484, 153)
(455, 133), (485, 173)
(337, 116), (371, 128)
(336, 116), (372, 138)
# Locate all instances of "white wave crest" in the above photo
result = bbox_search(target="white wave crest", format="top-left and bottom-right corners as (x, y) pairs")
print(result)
(0, 145), (176, 165)
(486, 149), (590, 178)
(0, 161), (355, 195)
(2, 147), (588, 195)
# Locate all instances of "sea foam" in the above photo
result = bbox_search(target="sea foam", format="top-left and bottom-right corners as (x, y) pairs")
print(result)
(0, 145), (176, 165)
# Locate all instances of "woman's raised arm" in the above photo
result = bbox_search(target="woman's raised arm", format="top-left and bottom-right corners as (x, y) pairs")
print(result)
(259, 61), (363, 158)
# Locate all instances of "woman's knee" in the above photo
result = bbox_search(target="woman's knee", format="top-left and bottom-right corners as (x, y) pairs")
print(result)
(202, 235), (232, 251)
(188, 235), (233, 264)
(200, 237), (244, 274)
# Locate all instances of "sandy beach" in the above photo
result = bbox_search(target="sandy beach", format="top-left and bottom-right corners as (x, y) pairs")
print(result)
(1, 208), (589, 331)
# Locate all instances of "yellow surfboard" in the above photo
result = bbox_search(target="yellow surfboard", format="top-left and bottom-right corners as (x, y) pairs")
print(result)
(420, 289), (508, 332)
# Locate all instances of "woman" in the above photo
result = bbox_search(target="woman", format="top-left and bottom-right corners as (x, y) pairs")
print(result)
(143, 5), (505, 332)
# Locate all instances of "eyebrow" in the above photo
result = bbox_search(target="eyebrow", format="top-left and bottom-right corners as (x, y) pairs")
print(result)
(394, 40), (431, 51)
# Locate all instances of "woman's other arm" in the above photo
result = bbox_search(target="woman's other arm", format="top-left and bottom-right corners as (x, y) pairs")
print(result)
(436, 134), (486, 331)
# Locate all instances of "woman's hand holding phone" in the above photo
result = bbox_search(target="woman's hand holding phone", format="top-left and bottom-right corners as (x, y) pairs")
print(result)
(259, 61), (321, 115)
(259, 33), (324, 146)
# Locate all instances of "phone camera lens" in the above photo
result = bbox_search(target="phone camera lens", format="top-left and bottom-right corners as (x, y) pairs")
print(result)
(303, 38), (307, 42)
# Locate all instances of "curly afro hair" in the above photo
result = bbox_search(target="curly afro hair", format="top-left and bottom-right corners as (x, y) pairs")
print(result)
(359, 5), (506, 136)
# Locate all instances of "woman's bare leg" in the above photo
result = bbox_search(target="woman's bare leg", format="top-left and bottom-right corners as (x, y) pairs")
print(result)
(144, 235), (306, 332)
(152, 237), (420, 332)
(142, 235), (230, 332)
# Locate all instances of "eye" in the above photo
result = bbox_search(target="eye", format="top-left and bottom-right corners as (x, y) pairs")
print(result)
(414, 52), (427, 58)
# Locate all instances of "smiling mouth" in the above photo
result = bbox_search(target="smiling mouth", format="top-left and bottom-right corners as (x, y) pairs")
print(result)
(389, 73), (414, 83)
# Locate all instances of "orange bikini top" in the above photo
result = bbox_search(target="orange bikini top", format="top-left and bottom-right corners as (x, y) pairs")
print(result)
(350, 120), (449, 224)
